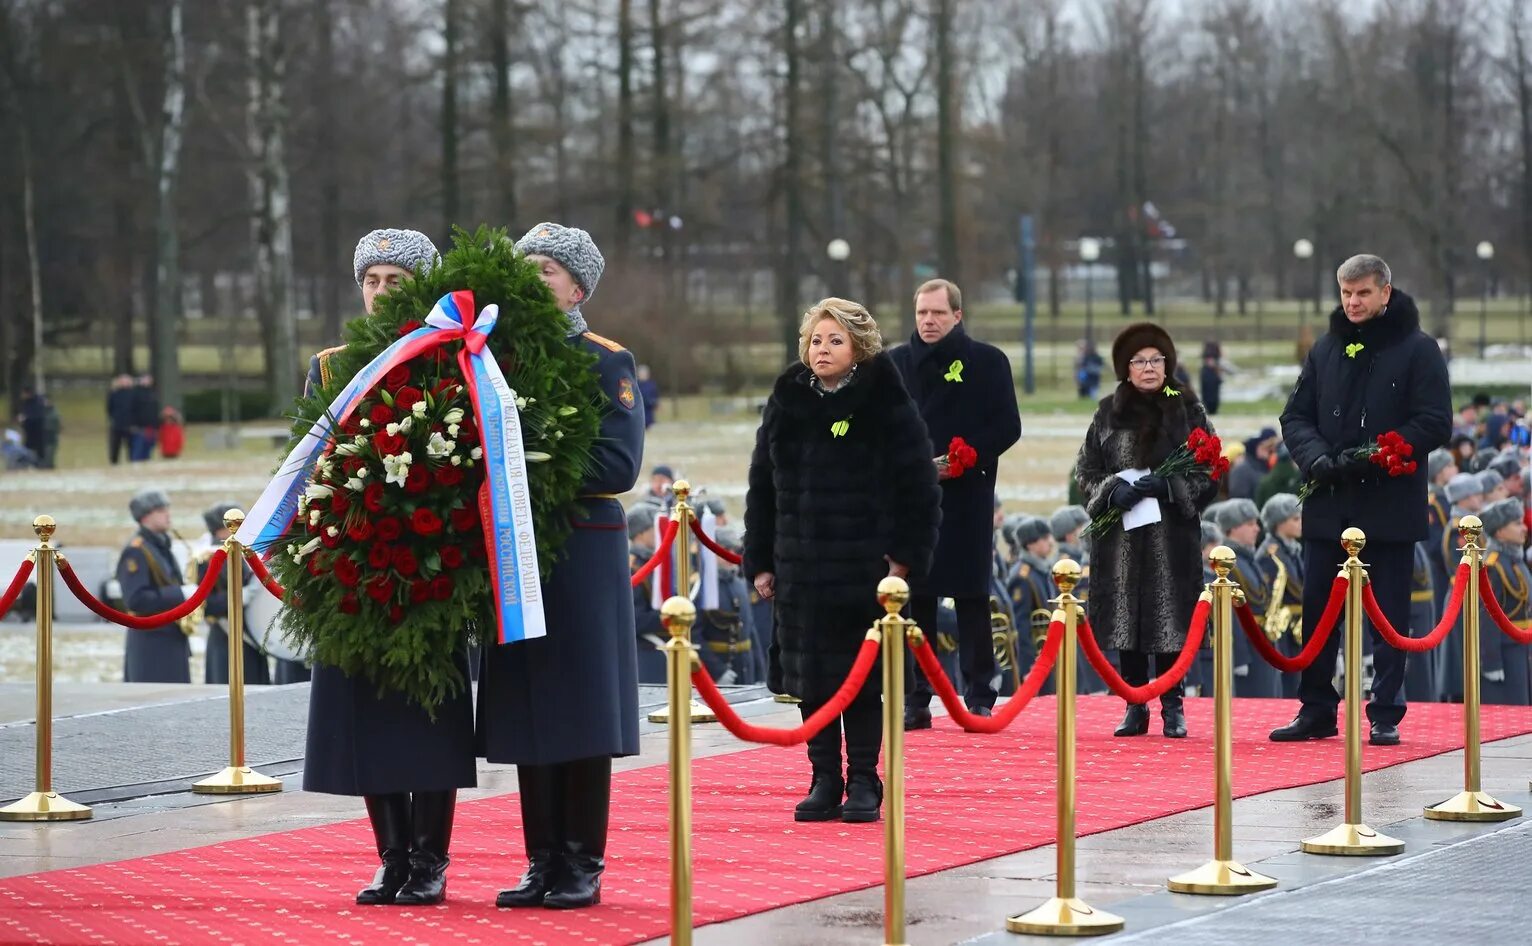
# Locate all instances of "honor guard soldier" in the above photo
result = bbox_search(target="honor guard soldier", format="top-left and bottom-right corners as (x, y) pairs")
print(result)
(694, 525), (758, 685)
(1405, 540), (1438, 701)
(1215, 499), (1283, 698)
(1006, 517), (1058, 692)
(1439, 471), (1487, 701)
(628, 505), (667, 685)
(1478, 499), (1531, 705)
(117, 489), (196, 683)
(1050, 505), (1092, 568)
(197, 501), (270, 686)
(1192, 520), (1225, 695)
(1258, 494), (1305, 698)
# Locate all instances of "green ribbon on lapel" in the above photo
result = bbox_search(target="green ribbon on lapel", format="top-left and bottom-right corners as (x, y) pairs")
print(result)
(830, 419), (851, 438)
(944, 359), (964, 382)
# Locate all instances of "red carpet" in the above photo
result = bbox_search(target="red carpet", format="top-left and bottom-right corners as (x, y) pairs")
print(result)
(2, 696), (1530, 946)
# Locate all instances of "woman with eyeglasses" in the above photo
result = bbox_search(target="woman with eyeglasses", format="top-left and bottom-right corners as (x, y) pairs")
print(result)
(1074, 323), (1219, 738)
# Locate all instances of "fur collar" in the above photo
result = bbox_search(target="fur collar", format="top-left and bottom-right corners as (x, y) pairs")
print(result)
(1326, 288), (1422, 349)
(772, 350), (903, 421)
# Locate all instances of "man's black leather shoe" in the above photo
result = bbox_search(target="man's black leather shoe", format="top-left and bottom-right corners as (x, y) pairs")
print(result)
(1369, 722), (1400, 746)
(1269, 716), (1339, 742)
(904, 706), (933, 731)
(968, 706), (993, 718)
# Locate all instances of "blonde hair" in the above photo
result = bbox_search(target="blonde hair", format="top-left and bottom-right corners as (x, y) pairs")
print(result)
(914, 278), (962, 311)
(797, 297), (884, 365)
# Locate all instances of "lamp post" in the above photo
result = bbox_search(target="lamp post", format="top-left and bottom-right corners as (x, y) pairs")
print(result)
(827, 238), (850, 298)
(1293, 238), (1314, 330)
(1079, 238), (1101, 345)
(1476, 241), (1494, 359)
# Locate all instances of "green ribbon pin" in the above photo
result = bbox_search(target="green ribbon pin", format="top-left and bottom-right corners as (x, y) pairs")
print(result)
(830, 419), (851, 438)
(1345, 342), (1365, 358)
(944, 359), (964, 382)
(1163, 386), (1180, 397)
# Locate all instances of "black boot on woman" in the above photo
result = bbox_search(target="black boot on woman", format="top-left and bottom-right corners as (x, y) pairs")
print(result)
(1114, 704), (1150, 736)
(794, 706), (844, 822)
(394, 790), (456, 905)
(1160, 686), (1187, 739)
(356, 793), (412, 905)
(544, 757), (612, 909)
(840, 695), (883, 823)
(496, 765), (562, 908)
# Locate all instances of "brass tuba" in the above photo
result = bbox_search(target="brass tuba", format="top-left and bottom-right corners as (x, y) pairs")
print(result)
(1263, 548), (1294, 643)
(990, 595), (1022, 692)
(178, 547), (219, 637)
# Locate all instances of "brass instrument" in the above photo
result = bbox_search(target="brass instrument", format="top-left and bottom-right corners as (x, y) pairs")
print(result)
(178, 546), (219, 637)
(990, 596), (1016, 669)
(1263, 548), (1295, 644)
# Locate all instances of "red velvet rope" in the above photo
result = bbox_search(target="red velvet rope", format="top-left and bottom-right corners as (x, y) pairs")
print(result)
(910, 617), (1062, 734)
(631, 519), (680, 588)
(1352, 564), (1470, 653)
(54, 549), (227, 630)
(1479, 570), (1532, 645)
(243, 551), (286, 599)
(691, 636), (882, 745)
(689, 518), (743, 565)
(0, 558), (35, 620)
(1077, 599), (1210, 703)
(1234, 575), (1347, 671)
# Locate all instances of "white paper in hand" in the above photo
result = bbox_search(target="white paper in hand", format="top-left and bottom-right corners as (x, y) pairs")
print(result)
(1115, 468), (1162, 531)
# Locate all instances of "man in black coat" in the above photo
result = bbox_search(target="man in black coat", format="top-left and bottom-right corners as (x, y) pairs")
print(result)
(892, 278), (1022, 728)
(1272, 255), (1451, 745)
(107, 375), (136, 465)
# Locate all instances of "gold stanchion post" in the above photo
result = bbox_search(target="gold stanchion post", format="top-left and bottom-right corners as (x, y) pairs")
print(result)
(1425, 515), (1520, 821)
(1168, 549), (1276, 894)
(194, 511), (282, 795)
(648, 481), (717, 724)
(1301, 528), (1403, 855)
(1006, 559), (1124, 935)
(1, 516), (92, 821)
(877, 577), (910, 946)
(662, 596), (697, 946)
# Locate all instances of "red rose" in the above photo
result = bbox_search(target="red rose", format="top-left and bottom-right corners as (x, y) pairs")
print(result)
(398, 320), (425, 337)
(394, 386), (424, 411)
(391, 546), (419, 576)
(369, 402), (396, 425)
(340, 415), (362, 436)
(405, 465), (430, 495)
(321, 530), (342, 550)
(450, 506), (479, 533)
(364, 481), (385, 513)
(330, 490), (352, 515)
(376, 517), (404, 542)
(334, 557), (362, 587)
(306, 555), (325, 577)
(411, 508), (444, 537)
(368, 543), (391, 570)
(434, 464), (464, 487)
(365, 574), (394, 603)
(382, 365), (411, 390)
(373, 431), (406, 457)
(457, 419), (480, 447)
(1403, 460), (1418, 475)
(469, 541), (487, 561)
(343, 456), (364, 476)
(389, 604), (404, 623)
(430, 575), (454, 601)
(433, 378), (459, 397)
(1399, 442), (1414, 458)
(346, 518), (375, 542)
(410, 579), (432, 604)
(338, 593), (361, 615)
(441, 546), (464, 569)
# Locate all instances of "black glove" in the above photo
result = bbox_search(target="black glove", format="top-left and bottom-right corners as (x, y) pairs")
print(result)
(1338, 450), (1375, 478)
(1308, 454), (1344, 483)
(1134, 474), (1170, 499)
(1109, 479), (1141, 511)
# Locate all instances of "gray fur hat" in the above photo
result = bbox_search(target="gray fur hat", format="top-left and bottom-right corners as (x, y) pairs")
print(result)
(1214, 498), (1260, 535)
(515, 222), (606, 301)
(1016, 516), (1053, 548)
(1489, 452), (1523, 481)
(1428, 447), (1455, 481)
(202, 501), (241, 536)
(1446, 472), (1484, 504)
(626, 504), (658, 541)
(1479, 498), (1525, 537)
(1000, 513), (1029, 554)
(715, 524), (745, 551)
(1477, 469), (1505, 495)
(352, 228), (439, 287)
(129, 488), (171, 522)
(1049, 505), (1090, 541)
(1200, 520), (1225, 548)
(1261, 493), (1301, 532)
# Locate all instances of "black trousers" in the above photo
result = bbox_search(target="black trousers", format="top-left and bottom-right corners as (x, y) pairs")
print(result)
(1297, 538), (1413, 727)
(907, 594), (998, 711)
(108, 427), (131, 465)
(801, 689), (882, 778)
(1117, 650), (1184, 706)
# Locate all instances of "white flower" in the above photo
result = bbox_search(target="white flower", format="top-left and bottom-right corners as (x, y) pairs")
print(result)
(426, 432), (455, 458)
(412, 400), (428, 418)
(326, 526), (339, 538)
(450, 455), (463, 466)
(353, 434), (368, 446)
(383, 452), (413, 488)
(525, 451), (552, 462)
(286, 543), (298, 556)
(294, 536), (322, 563)
(345, 477), (365, 492)
(357, 467), (368, 478)
(515, 397), (528, 410)
(309, 509), (321, 525)
(305, 484), (334, 500)
(448, 423), (460, 438)
(335, 442), (360, 456)
(360, 418), (371, 428)
(558, 406), (578, 417)
(297, 496), (309, 517)
(443, 408), (465, 425)
(553, 430), (564, 440)
(471, 447), (483, 460)
(386, 417), (413, 436)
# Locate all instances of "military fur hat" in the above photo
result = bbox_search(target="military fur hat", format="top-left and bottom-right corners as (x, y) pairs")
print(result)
(1445, 472), (1483, 504)
(129, 488), (171, 522)
(715, 524), (745, 552)
(1111, 321), (1177, 382)
(1261, 493), (1301, 532)
(1213, 498), (1260, 535)
(202, 501), (241, 536)
(1015, 516), (1053, 548)
(1477, 469), (1505, 495)
(626, 504), (658, 541)
(1428, 448), (1455, 481)
(515, 222), (606, 302)
(1489, 452), (1523, 481)
(1200, 520), (1225, 548)
(352, 228), (439, 287)
(1049, 505), (1090, 541)
(1000, 513), (1029, 556)
(1479, 498), (1525, 537)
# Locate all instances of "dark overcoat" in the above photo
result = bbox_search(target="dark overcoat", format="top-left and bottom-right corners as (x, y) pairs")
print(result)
(197, 552), (271, 686)
(1229, 541), (1283, 698)
(743, 353), (941, 703)
(1479, 544), (1532, 706)
(298, 354), (477, 796)
(477, 333), (645, 765)
(889, 326), (1021, 598)
(118, 527), (192, 683)
(1280, 291), (1452, 545)
(1405, 540), (1439, 702)
(1076, 384), (1218, 653)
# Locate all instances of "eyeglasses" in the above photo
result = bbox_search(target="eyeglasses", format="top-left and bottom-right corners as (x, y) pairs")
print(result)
(1128, 356), (1167, 370)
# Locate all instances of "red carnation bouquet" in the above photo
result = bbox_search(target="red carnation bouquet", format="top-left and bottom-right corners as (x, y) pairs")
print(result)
(938, 436), (980, 479)
(1296, 429), (1415, 502)
(1083, 426), (1228, 538)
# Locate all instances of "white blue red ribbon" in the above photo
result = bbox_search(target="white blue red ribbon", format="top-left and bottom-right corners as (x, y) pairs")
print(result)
(237, 290), (545, 645)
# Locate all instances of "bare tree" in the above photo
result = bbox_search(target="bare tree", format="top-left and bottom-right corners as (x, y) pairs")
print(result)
(933, 0), (960, 284)
(778, 0), (806, 359)
(247, 0), (298, 406)
(489, 0), (519, 228)
(441, 0), (460, 241)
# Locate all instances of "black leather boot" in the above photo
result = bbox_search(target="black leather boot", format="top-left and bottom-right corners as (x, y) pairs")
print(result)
(356, 793), (412, 905)
(842, 770), (883, 823)
(794, 701), (844, 821)
(1159, 686), (1187, 739)
(496, 765), (563, 908)
(1114, 703), (1150, 737)
(841, 696), (883, 823)
(393, 790), (455, 906)
(543, 757), (611, 909)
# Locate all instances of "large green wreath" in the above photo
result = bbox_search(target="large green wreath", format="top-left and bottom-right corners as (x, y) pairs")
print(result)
(266, 226), (604, 711)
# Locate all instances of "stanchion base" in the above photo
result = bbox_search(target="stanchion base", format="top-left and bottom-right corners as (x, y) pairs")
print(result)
(191, 766), (283, 795)
(1167, 858), (1278, 895)
(0, 791), (92, 821)
(1005, 897), (1124, 936)
(1424, 790), (1523, 822)
(1300, 822), (1404, 856)
(773, 694), (802, 704)
(647, 700), (718, 724)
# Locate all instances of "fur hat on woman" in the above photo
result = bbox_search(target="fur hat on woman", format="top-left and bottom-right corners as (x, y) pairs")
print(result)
(1111, 322), (1177, 383)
